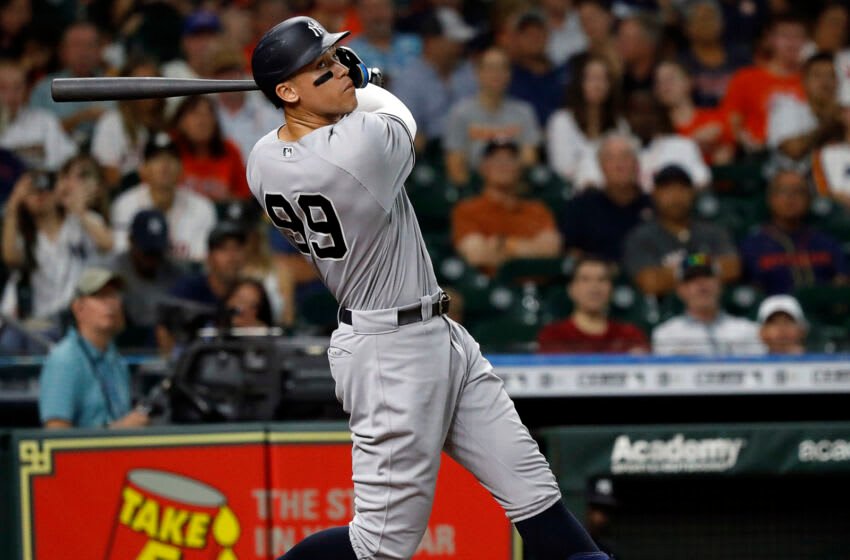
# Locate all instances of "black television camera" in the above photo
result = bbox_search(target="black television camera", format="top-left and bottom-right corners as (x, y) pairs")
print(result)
(140, 330), (343, 423)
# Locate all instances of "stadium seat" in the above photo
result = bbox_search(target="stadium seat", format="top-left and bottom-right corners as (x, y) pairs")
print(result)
(494, 257), (570, 287)
(810, 196), (850, 240)
(297, 290), (339, 332)
(540, 284), (572, 325)
(525, 164), (573, 216)
(793, 285), (850, 327)
(722, 284), (763, 320)
(408, 161), (444, 191)
(407, 182), (459, 233)
(806, 321), (850, 353)
(422, 232), (453, 273)
(447, 265), (496, 322)
(710, 154), (767, 194)
(468, 286), (545, 352)
(610, 286), (671, 331)
(469, 316), (541, 353)
(695, 191), (767, 241)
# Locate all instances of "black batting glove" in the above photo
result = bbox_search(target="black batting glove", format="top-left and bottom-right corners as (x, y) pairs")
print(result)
(336, 46), (383, 88)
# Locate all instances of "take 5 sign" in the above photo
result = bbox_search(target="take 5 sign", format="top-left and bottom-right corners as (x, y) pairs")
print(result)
(14, 428), (519, 559)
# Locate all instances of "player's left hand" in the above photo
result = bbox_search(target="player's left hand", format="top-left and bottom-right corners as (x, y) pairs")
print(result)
(336, 46), (383, 88)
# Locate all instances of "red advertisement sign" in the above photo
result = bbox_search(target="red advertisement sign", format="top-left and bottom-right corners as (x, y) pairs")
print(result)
(16, 429), (518, 560)
(263, 441), (515, 558)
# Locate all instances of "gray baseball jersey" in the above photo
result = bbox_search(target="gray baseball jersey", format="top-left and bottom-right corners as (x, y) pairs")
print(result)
(247, 105), (560, 559)
(247, 111), (439, 310)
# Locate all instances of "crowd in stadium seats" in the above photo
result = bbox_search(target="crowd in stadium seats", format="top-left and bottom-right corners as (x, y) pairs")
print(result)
(1, 0), (850, 357)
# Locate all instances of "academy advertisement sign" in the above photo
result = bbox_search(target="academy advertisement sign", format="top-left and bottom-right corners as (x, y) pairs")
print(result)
(13, 428), (516, 560)
(798, 439), (850, 463)
(610, 434), (746, 474)
(539, 422), (850, 514)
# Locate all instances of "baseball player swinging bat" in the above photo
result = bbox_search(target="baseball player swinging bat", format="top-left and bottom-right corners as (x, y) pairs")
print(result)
(54, 15), (611, 560)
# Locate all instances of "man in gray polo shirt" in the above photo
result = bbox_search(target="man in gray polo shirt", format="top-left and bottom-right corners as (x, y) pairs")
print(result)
(443, 46), (541, 186)
(623, 164), (741, 296)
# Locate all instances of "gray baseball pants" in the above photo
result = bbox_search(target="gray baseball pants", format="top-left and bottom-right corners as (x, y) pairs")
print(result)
(327, 293), (562, 559)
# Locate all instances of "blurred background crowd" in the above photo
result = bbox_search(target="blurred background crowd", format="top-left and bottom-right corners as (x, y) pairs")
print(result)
(2, 0), (850, 358)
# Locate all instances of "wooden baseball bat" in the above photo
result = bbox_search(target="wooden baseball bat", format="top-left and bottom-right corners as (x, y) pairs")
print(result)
(51, 77), (259, 102)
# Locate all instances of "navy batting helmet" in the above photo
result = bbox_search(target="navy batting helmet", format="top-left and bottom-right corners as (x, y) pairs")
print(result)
(252, 16), (350, 107)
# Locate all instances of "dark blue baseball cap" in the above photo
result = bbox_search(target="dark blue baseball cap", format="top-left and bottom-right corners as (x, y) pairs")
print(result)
(653, 164), (693, 189)
(130, 209), (169, 254)
(182, 10), (221, 36)
(207, 220), (247, 251)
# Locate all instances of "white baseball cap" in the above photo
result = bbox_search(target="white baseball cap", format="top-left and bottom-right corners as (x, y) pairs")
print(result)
(757, 295), (808, 329)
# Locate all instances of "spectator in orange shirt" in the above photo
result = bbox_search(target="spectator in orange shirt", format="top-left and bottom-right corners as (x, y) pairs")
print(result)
(655, 60), (735, 165)
(451, 138), (561, 275)
(721, 13), (808, 151)
(537, 256), (649, 354)
(170, 95), (250, 201)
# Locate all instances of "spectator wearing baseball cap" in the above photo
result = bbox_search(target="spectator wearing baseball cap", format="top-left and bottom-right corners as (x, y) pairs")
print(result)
(168, 221), (248, 308)
(452, 138), (561, 276)
(110, 132), (217, 263)
(757, 294), (808, 355)
(161, 9), (222, 80)
(156, 221), (248, 355)
(107, 210), (185, 342)
(623, 164), (740, 296)
(651, 253), (766, 356)
(764, 93), (819, 180)
(160, 9), (224, 115)
(39, 267), (149, 429)
(584, 476), (620, 559)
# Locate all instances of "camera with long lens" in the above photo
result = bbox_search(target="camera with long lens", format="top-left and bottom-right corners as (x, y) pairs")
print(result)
(157, 333), (341, 424)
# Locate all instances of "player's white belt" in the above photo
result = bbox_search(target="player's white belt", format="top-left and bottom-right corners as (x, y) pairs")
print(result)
(339, 292), (451, 327)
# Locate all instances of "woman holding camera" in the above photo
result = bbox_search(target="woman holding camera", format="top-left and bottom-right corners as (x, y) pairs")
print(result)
(1, 158), (113, 339)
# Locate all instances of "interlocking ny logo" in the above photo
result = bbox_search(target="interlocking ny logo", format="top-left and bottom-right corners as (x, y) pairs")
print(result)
(306, 20), (323, 37)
